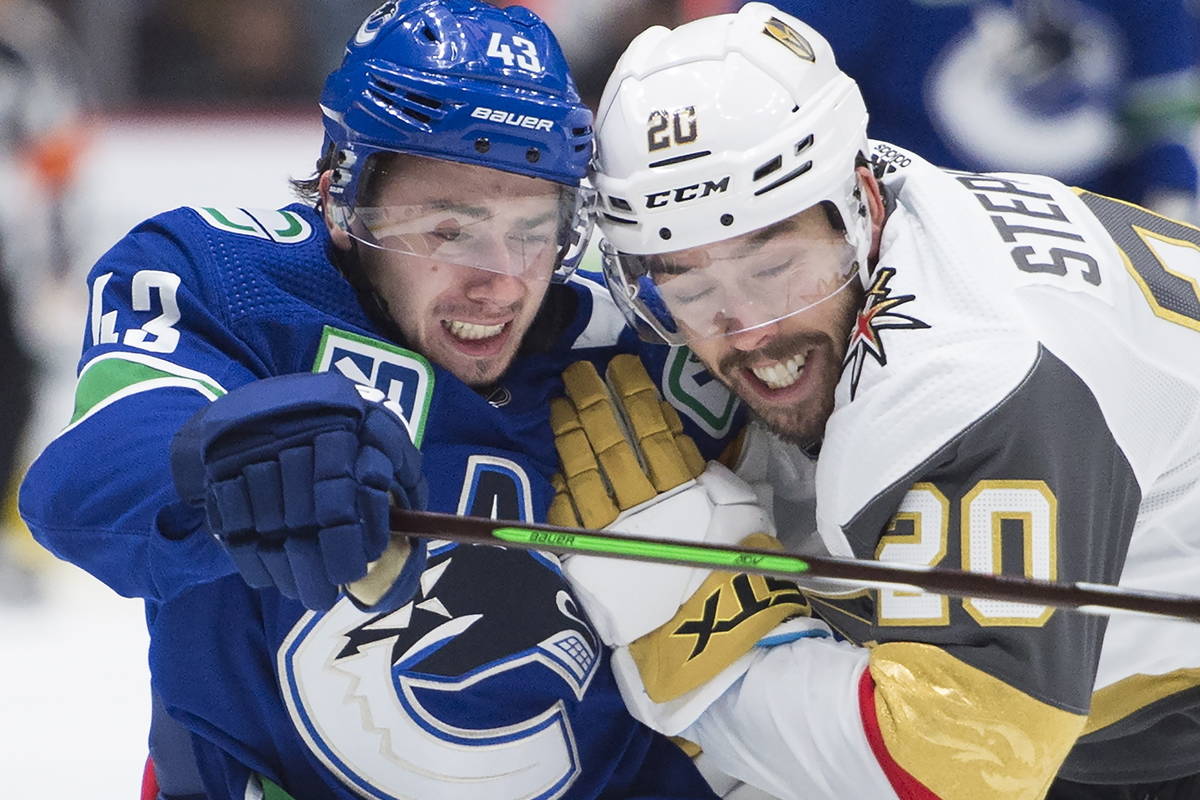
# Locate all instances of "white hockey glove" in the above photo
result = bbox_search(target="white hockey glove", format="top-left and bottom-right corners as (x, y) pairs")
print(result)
(549, 356), (813, 732)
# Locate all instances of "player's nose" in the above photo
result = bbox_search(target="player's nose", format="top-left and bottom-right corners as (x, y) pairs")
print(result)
(463, 269), (528, 307)
(725, 318), (779, 352)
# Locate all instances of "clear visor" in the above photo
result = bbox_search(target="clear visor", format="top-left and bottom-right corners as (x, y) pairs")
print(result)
(332, 152), (595, 282)
(603, 203), (859, 345)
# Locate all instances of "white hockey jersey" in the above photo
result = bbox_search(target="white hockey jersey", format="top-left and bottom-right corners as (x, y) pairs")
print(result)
(681, 142), (1200, 800)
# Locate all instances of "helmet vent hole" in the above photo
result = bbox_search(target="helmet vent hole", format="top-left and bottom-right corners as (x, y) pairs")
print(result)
(421, 24), (438, 43)
(405, 92), (443, 110)
(399, 106), (432, 124)
(602, 213), (637, 225)
(753, 161), (813, 197)
(609, 196), (633, 211)
(648, 150), (711, 169)
(791, 105), (799, 113)
(795, 134), (814, 154)
(753, 155), (782, 181)
(572, 126), (591, 137)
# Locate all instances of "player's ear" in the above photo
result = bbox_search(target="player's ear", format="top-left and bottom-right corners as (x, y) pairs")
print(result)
(855, 165), (885, 263)
(319, 170), (353, 251)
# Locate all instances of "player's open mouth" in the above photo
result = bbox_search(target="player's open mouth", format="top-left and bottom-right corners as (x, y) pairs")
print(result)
(749, 353), (807, 390)
(443, 320), (508, 341)
(440, 318), (514, 357)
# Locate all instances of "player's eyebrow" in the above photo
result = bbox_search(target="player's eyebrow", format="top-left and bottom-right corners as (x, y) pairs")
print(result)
(650, 218), (801, 277)
(426, 200), (491, 219)
(516, 209), (557, 230)
(649, 258), (696, 277)
(732, 225), (781, 256)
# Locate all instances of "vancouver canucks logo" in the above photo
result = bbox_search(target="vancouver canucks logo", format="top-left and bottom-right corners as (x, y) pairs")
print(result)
(842, 267), (929, 399)
(279, 542), (599, 800)
(355, 2), (400, 45)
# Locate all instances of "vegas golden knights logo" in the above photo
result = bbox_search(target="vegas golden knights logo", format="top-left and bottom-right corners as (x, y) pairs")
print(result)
(763, 16), (816, 62)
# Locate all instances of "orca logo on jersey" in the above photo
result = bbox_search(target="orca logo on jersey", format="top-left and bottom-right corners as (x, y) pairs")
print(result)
(842, 267), (930, 399)
(662, 346), (741, 438)
(279, 456), (601, 800)
(195, 207), (314, 245)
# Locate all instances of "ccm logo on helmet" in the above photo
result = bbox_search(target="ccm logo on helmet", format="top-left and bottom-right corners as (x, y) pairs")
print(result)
(645, 176), (731, 208)
(470, 106), (554, 132)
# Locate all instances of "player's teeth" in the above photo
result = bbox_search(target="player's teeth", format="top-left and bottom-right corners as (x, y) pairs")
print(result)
(751, 355), (806, 389)
(445, 320), (505, 340)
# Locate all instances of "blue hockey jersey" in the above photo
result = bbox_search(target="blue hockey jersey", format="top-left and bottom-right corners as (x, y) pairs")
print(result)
(19, 203), (742, 799)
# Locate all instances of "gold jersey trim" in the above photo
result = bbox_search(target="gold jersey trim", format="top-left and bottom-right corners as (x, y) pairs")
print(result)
(1083, 668), (1200, 736)
(870, 642), (1085, 800)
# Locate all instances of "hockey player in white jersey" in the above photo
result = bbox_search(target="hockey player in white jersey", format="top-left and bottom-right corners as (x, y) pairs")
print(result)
(570, 3), (1200, 799)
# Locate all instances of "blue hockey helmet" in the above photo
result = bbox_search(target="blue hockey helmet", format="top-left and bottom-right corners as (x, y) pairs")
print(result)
(320, 1), (596, 279)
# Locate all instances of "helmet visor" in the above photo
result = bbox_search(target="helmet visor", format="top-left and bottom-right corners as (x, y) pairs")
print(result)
(603, 203), (859, 344)
(332, 152), (595, 281)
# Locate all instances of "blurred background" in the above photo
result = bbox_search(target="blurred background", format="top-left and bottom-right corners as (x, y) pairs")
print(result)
(1, 0), (1197, 796)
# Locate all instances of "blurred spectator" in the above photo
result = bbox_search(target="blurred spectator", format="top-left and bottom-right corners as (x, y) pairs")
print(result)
(134, 0), (321, 105)
(740, 0), (1200, 221)
(130, 0), (419, 108)
(0, 0), (88, 602)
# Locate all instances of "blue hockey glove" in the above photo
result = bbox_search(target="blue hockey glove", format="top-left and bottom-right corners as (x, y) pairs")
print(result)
(171, 371), (428, 612)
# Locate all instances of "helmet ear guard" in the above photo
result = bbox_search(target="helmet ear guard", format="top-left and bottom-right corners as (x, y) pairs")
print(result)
(591, 2), (872, 342)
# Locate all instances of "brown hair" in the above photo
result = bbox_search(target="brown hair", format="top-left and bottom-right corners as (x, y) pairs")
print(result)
(289, 141), (338, 204)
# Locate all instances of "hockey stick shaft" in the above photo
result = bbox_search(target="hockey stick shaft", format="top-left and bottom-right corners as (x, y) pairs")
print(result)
(388, 508), (1200, 622)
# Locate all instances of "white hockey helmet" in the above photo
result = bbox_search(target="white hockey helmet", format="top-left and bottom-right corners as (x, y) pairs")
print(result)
(592, 3), (871, 344)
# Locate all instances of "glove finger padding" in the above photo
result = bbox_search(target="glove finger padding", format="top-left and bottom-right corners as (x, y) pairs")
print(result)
(550, 355), (703, 528)
(603, 354), (704, 487)
(548, 357), (803, 722)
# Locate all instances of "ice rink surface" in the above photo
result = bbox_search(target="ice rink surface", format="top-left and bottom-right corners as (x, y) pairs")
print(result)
(0, 555), (151, 797)
(2, 113), (318, 798)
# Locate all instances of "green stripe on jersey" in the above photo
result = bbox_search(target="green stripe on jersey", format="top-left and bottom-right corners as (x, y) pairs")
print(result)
(261, 776), (295, 800)
(69, 352), (226, 428)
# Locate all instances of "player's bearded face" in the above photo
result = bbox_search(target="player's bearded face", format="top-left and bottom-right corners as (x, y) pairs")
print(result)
(357, 161), (565, 387)
(670, 216), (862, 446)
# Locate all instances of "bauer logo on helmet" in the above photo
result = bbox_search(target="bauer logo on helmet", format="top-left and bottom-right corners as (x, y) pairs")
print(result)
(470, 106), (555, 131)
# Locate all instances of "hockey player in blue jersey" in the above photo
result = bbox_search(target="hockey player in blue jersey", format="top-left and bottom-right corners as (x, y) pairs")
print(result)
(17, 2), (738, 798)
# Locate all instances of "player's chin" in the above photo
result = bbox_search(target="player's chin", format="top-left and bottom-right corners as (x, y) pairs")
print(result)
(444, 344), (522, 388)
(738, 364), (837, 446)
(751, 395), (832, 446)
